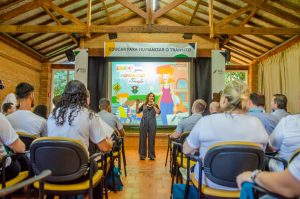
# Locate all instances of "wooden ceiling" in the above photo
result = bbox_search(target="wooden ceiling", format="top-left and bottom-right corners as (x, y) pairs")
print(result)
(0, 0), (299, 65)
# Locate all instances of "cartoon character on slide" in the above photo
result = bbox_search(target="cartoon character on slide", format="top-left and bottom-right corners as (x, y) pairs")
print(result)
(117, 92), (130, 123)
(157, 65), (174, 125)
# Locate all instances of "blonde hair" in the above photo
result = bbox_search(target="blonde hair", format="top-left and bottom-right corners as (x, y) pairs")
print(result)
(192, 99), (207, 113)
(222, 80), (249, 112)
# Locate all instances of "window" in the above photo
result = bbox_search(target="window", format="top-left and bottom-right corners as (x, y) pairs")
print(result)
(51, 69), (75, 108)
(177, 79), (188, 89)
(225, 70), (248, 85)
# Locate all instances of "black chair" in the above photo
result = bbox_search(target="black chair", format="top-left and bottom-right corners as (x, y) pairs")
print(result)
(17, 132), (37, 150)
(30, 137), (105, 199)
(0, 170), (51, 199)
(185, 141), (265, 199)
(0, 153), (29, 199)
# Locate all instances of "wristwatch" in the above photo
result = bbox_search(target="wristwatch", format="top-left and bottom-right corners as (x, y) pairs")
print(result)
(251, 169), (262, 182)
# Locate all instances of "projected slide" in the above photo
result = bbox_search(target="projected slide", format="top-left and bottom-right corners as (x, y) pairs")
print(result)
(111, 61), (190, 126)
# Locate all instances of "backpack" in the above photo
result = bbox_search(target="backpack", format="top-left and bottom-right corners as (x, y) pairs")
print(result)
(107, 165), (123, 191)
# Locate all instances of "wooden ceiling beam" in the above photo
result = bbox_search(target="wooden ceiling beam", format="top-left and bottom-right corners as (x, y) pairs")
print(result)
(0, 0), (25, 12)
(224, 45), (258, 59)
(46, 43), (77, 59)
(86, 0), (92, 37)
(222, 8), (258, 47)
(216, 5), (253, 27)
(40, 0), (85, 25)
(208, 0), (214, 38)
(242, 0), (300, 26)
(0, 1), (40, 23)
(227, 39), (264, 55)
(101, 0), (113, 24)
(189, 0), (201, 25)
(230, 52), (252, 63)
(153, 0), (187, 20)
(269, 0), (300, 15)
(230, 56), (249, 65)
(1, 25), (300, 35)
(0, 33), (47, 62)
(146, 0), (153, 24)
(115, 0), (146, 19)
(41, 6), (78, 45)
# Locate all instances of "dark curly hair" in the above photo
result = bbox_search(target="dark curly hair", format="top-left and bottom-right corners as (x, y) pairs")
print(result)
(52, 80), (88, 126)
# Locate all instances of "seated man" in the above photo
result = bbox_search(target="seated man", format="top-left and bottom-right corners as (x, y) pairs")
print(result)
(2, 102), (15, 116)
(271, 94), (289, 121)
(97, 98), (125, 137)
(209, 101), (220, 114)
(0, 80), (26, 181)
(8, 83), (47, 136)
(247, 92), (278, 135)
(268, 93), (300, 171)
(237, 154), (300, 198)
(170, 99), (207, 139)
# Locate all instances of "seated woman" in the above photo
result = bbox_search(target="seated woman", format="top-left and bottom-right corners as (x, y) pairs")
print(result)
(183, 80), (269, 190)
(47, 80), (113, 199)
(47, 80), (113, 153)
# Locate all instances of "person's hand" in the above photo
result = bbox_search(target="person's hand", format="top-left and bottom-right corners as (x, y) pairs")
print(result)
(236, 171), (253, 189)
(106, 137), (114, 148)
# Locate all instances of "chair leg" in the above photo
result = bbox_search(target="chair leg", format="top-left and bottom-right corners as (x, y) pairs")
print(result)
(165, 137), (170, 167)
(121, 147), (127, 177)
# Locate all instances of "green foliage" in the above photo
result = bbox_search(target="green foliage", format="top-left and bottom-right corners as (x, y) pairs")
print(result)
(53, 70), (75, 97)
(225, 71), (247, 85)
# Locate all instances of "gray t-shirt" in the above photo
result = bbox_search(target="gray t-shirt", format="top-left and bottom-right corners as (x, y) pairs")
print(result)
(0, 113), (18, 166)
(97, 110), (123, 131)
(175, 113), (202, 134)
(7, 110), (47, 137)
(271, 109), (289, 121)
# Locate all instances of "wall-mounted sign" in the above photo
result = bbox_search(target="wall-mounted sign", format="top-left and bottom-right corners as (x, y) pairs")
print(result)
(104, 42), (197, 58)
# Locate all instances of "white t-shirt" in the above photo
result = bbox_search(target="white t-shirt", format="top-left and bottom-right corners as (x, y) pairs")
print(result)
(186, 113), (269, 190)
(269, 115), (300, 170)
(0, 113), (19, 166)
(47, 108), (113, 151)
(7, 110), (47, 137)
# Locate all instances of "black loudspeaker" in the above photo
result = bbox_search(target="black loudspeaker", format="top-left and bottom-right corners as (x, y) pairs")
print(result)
(108, 33), (118, 40)
(221, 50), (231, 63)
(0, 80), (4, 90)
(183, 33), (193, 40)
(65, 49), (75, 62)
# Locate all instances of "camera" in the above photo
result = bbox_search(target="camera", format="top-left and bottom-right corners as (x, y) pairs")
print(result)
(0, 80), (4, 90)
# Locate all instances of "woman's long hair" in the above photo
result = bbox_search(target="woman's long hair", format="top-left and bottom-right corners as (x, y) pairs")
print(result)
(52, 80), (88, 126)
(145, 92), (155, 105)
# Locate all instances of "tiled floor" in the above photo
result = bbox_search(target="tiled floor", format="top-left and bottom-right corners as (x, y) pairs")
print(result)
(109, 143), (172, 199)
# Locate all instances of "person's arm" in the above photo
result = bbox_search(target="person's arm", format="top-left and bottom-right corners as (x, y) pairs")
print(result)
(153, 104), (161, 114)
(183, 120), (201, 154)
(237, 170), (300, 198)
(136, 103), (144, 114)
(8, 138), (25, 153)
(118, 128), (125, 137)
(97, 137), (113, 152)
(171, 119), (184, 139)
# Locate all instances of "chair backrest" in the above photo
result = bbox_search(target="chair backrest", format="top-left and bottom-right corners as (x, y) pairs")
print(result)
(203, 141), (265, 188)
(289, 148), (300, 163)
(17, 132), (37, 150)
(177, 131), (190, 144)
(30, 137), (89, 183)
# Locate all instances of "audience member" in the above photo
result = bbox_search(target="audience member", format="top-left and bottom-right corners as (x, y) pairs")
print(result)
(48, 80), (113, 152)
(237, 155), (300, 198)
(268, 93), (300, 171)
(33, 105), (48, 119)
(7, 83), (47, 136)
(1, 93), (17, 112)
(52, 95), (61, 107)
(47, 80), (113, 199)
(170, 99), (206, 139)
(271, 94), (289, 121)
(183, 80), (268, 191)
(247, 92), (278, 134)
(98, 98), (125, 137)
(0, 80), (26, 181)
(2, 102), (15, 116)
(209, 101), (220, 114)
